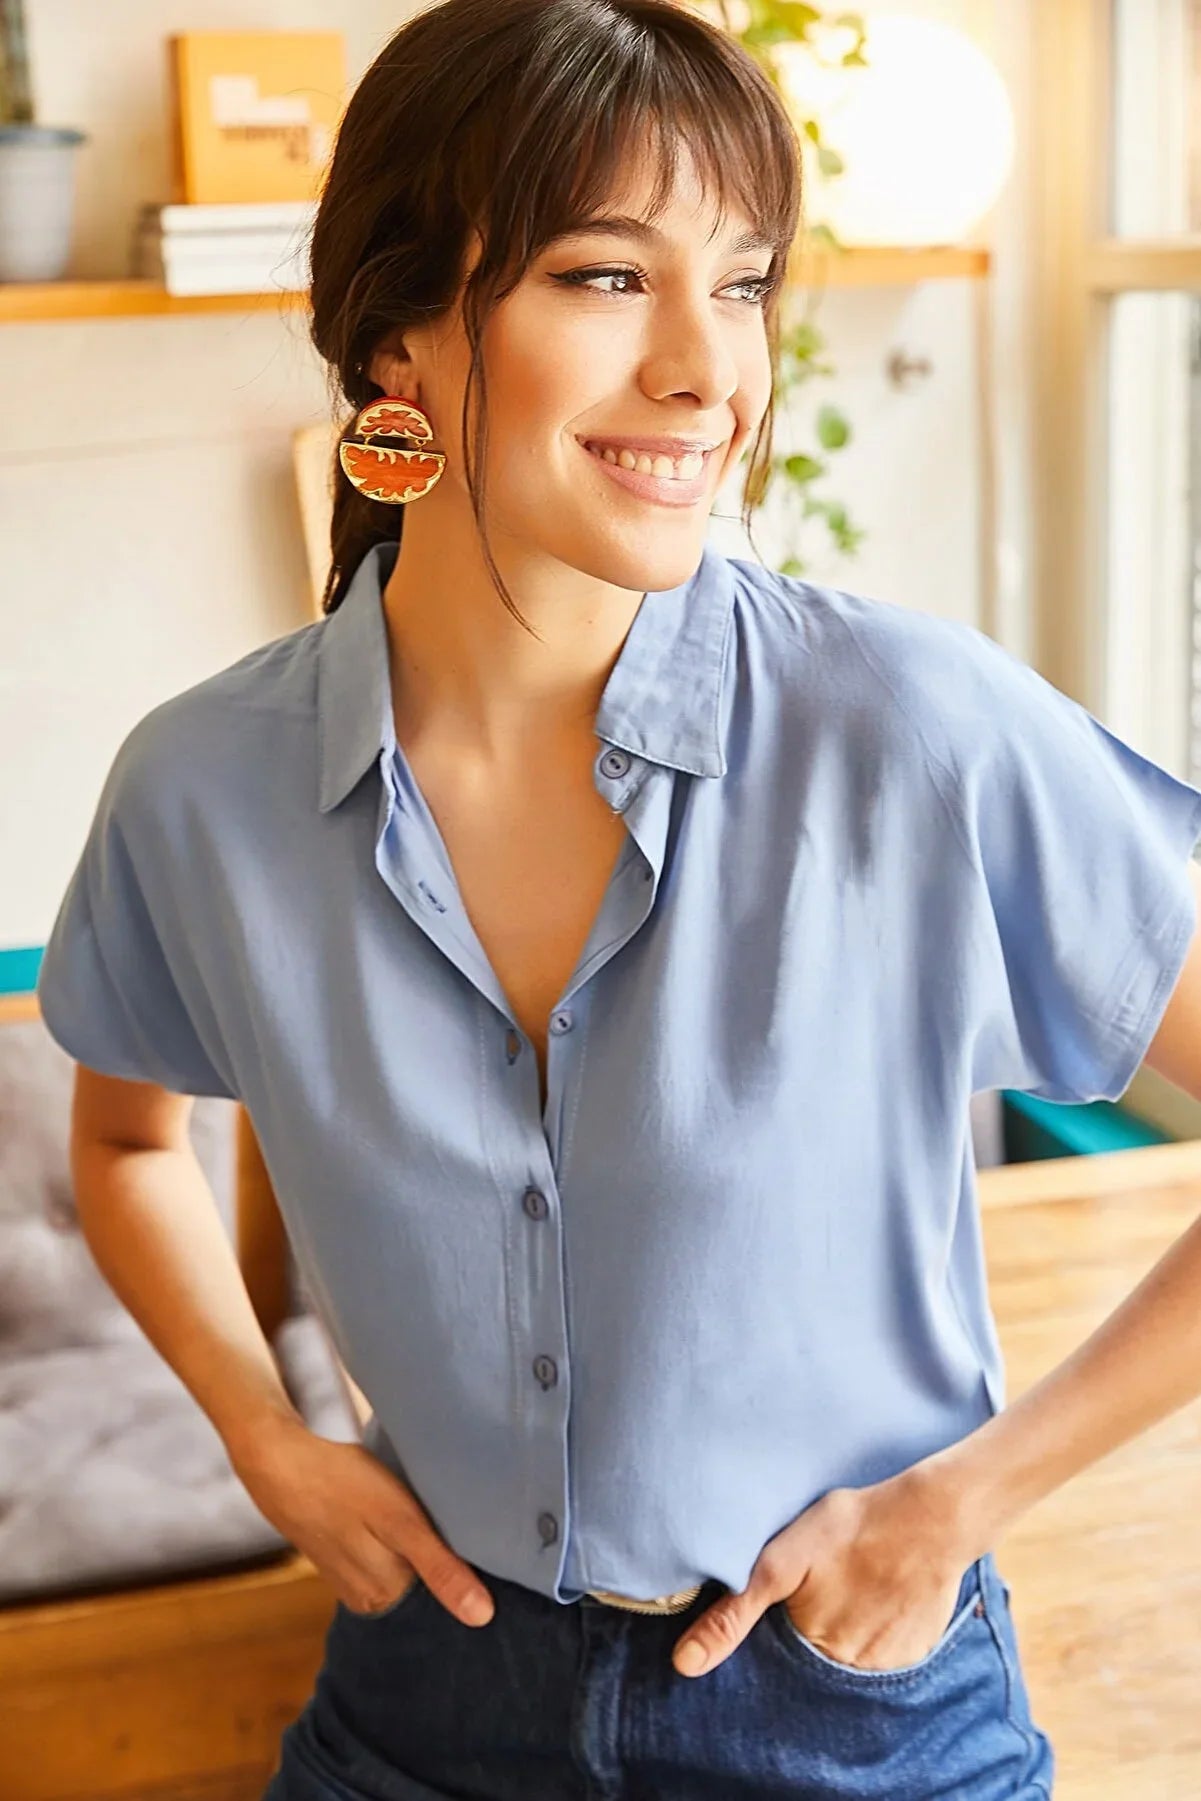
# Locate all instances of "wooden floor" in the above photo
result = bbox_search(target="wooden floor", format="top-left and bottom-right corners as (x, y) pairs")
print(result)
(977, 1140), (1201, 1799)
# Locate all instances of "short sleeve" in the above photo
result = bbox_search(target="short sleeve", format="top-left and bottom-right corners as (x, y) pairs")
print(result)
(937, 627), (1201, 1104)
(36, 723), (238, 1099)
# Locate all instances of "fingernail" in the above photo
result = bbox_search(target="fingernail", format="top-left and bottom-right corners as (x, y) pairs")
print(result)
(464, 1591), (494, 1625)
(676, 1639), (708, 1675)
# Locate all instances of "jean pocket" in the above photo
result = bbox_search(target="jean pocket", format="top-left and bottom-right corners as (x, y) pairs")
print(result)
(770, 1557), (985, 1684)
(342, 1567), (423, 1622)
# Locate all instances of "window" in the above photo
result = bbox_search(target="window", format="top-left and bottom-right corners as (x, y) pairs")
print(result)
(1033, 0), (1201, 781)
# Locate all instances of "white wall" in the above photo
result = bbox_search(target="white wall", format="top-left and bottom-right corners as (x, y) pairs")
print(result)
(3, 0), (1030, 954)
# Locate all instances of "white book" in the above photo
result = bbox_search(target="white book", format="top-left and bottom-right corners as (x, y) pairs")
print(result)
(138, 199), (318, 235)
(136, 238), (310, 294)
(137, 225), (306, 260)
(162, 261), (309, 296)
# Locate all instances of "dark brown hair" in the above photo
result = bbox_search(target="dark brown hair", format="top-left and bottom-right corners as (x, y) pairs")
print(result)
(306, 0), (804, 622)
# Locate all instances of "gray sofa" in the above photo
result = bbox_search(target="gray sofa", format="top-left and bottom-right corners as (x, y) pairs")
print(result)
(0, 1009), (361, 1609)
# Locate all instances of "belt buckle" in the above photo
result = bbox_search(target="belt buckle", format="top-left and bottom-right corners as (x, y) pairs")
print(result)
(585, 1583), (703, 1616)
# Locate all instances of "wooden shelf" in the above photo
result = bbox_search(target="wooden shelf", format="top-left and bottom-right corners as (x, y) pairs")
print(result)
(0, 280), (311, 321)
(788, 243), (990, 286)
(0, 247), (989, 323)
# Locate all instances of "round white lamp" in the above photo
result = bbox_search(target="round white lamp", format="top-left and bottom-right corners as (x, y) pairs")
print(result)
(774, 15), (1015, 247)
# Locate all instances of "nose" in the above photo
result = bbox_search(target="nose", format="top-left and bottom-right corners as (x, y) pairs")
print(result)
(641, 291), (741, 413)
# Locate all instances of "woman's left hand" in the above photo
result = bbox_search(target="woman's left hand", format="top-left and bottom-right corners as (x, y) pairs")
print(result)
(671, 1460), (977, 1678)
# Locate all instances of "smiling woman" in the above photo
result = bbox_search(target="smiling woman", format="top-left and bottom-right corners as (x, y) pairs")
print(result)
(35, 1), (1099, 1798)
(307, 0), (802, 633)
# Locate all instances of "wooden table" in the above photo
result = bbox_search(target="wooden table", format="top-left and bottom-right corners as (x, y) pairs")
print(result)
(980, 1139), (1201, 1799)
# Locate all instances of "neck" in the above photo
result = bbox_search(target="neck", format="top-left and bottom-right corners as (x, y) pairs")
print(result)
(379, 489), (646, 767)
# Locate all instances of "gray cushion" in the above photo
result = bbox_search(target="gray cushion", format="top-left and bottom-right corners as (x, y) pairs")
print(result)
(970, 1088), (1005, 1167)
(0, 1014), (360, 1606)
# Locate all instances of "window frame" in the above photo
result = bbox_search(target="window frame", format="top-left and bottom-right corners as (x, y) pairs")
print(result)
(1035, 0), (1201, 769)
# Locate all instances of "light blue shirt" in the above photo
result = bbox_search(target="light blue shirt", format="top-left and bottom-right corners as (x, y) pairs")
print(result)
(36, 537), (1201, 1604)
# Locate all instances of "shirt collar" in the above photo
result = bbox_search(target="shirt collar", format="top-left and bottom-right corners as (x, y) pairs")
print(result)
(316, 536), (734, 814)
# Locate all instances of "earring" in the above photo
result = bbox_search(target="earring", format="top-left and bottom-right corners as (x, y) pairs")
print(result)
(339, 396), (446, 504)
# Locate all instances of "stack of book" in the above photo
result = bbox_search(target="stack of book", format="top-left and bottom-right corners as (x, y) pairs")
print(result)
(132, 198), (316, 295)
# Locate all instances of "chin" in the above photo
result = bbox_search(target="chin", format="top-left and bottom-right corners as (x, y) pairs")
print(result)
(567, 528), (711, 596)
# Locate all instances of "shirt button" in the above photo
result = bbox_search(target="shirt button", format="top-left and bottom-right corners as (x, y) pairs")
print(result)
(522, 1187), (549, 1220)
(549, 1009), (573, 1035)
(537, 1511), (559, 1546)
(505, 1027), (521, 1060)
(598, 746), (631, 780)
(533, 1354), (558, 1389)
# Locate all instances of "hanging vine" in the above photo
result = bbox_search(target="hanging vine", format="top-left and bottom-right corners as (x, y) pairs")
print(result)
(703, 1), (869, 574)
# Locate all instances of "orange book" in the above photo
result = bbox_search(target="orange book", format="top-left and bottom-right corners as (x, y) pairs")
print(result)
(167, 31), (347, 205)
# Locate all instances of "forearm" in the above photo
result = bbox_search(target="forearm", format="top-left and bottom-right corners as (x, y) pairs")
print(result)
(71, 1137), (305, 1467)
(927, 1204), (1201, 1555)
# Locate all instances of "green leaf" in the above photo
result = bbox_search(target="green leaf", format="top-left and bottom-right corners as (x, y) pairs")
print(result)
(740, 21), (795, 47)
(763, 0), (823, 27)
(784, 452), (825, 483)
(815, 405), (850, 450)
(780, 318), (823, 359)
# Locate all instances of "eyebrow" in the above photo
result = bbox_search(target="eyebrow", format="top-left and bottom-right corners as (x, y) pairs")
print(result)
(548, 213), (774, 256)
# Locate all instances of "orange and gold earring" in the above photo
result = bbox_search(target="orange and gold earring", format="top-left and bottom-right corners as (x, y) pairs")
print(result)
(338, 396), (446, 504)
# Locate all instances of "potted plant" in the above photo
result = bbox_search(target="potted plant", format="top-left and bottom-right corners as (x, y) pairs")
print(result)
(0, 0), (87, 281)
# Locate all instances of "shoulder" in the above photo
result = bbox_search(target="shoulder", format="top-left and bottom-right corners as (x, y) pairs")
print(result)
(105, 615), (324, 826)
(728, 560), (1200, 864)
(723, 553), (1036, 771)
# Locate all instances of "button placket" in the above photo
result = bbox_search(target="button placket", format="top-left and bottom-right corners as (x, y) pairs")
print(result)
(497, 892), (617, 1587)
(501, 1019), (572, 1577)
(495, 760), (666, 1592)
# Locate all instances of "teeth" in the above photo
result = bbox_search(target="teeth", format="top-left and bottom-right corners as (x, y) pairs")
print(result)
(583, 441), (706, 481)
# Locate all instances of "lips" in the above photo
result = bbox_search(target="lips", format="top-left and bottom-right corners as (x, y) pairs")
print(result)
(575, 436), (715, 507)
(580, 439), (710, 477)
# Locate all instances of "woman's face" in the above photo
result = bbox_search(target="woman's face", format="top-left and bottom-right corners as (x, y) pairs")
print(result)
(372, 140), (776, 598)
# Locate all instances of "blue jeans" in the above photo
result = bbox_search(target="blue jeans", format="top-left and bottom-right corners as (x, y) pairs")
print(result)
(263, 1549), (1055, 1798)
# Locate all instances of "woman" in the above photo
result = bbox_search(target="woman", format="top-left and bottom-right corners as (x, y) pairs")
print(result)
(36, 0), (1201, 1796)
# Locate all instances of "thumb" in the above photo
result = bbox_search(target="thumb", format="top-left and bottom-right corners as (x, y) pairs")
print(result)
(671, 1559), (793, 1678)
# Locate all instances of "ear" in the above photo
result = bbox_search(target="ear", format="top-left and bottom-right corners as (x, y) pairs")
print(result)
(366, 329), (416, 397)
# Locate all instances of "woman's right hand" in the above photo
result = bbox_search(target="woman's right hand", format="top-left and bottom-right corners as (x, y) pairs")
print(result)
(228, 1415), (496, 1627)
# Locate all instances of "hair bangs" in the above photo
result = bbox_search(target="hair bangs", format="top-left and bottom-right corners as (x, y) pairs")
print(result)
(472, 6), (801, 299)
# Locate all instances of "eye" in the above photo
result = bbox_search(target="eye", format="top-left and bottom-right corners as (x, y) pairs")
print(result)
(551, 264), (773, 305)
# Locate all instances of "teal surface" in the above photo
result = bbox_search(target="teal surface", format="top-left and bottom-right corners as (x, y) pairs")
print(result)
(0, 945), (42, 995)
(1000, 1088), (1172, 1161)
